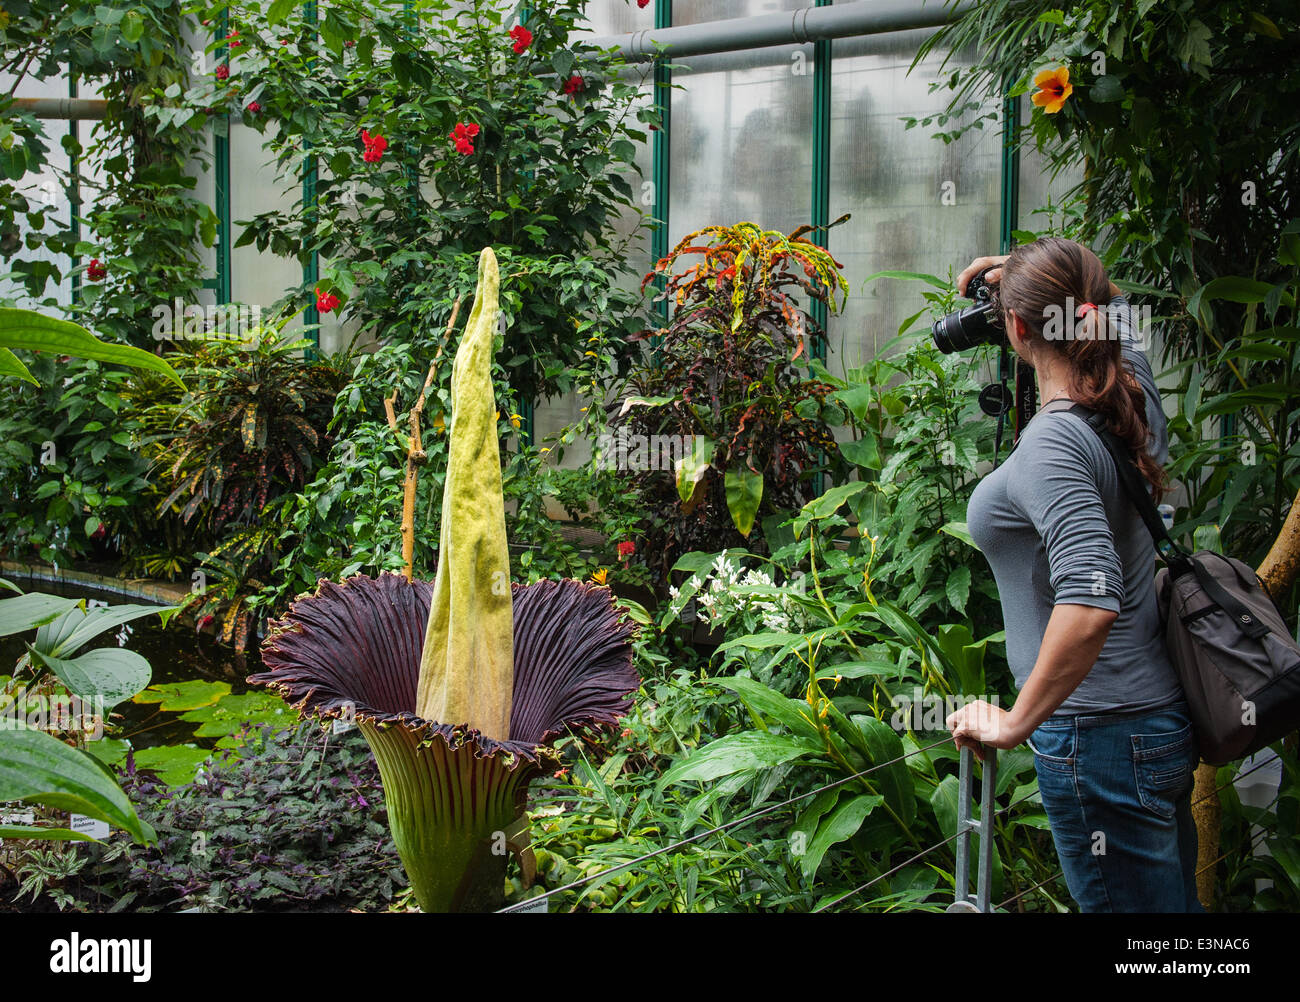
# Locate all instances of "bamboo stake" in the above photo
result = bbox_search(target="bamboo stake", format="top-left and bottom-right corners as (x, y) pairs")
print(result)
(385, 298), (462, 581)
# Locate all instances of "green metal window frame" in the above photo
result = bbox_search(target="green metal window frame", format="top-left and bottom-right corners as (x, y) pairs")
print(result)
(209, 8), (232, 307)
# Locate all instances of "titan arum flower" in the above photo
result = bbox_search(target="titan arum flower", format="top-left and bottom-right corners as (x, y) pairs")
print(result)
(251, 248), (638, 912)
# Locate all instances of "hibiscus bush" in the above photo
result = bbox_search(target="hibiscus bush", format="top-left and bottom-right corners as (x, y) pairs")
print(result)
(185, 0), (653, 400)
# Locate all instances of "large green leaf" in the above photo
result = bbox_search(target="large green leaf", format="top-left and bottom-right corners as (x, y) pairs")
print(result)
(838, 433), (881, 470)
(27, 647), (152, 708)
(717, 676), (822, 741)
(861, 269), (950, 290)
(675, 436), (716, 504)
(133, 679), (231, 711)
(131, 745), (213, 787)
(657, 731), (822, 790)
(0, 728), (154, 843)
(34, 603), (178, 659)
(724, 466), (763, 537)
(851, 714), (916, 827)
(801, 793), (884, 880)
(940, 521), (978, 550)
(792, 481), (872, 536)
(0, 594), (82, 638)
(0, 308), (184, 388)
(0, 347), (36, 385)
(0, 825), (97, 842)
(1186, 276), (1284, 326)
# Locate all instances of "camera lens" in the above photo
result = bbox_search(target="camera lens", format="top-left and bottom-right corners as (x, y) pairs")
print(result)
(930, 268), (1006, 353)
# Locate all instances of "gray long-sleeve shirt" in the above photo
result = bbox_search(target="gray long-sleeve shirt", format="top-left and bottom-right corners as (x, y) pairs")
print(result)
(966, 295), (1183, 715)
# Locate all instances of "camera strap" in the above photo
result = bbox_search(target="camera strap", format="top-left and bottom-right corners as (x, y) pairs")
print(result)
(1065, 403), (1193, 576)
(1014, 358), (1037, 439)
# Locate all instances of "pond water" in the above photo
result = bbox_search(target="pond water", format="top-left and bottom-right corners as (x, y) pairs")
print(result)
(1, 578), (261, 752)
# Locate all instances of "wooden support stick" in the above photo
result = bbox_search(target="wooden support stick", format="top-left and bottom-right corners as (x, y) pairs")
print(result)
(386, 299), (462, 581)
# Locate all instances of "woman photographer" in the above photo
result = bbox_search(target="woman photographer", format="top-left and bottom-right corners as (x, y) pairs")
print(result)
(944, 237), (1200, 912)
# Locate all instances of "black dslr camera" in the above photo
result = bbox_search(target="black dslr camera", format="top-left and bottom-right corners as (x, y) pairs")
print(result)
(931, 267), (1006, 353)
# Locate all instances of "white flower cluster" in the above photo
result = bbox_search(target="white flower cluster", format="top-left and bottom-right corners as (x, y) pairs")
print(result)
(668, 553), (808, 634)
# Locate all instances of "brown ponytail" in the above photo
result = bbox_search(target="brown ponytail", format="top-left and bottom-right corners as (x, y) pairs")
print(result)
(998, 237), (1167, 500)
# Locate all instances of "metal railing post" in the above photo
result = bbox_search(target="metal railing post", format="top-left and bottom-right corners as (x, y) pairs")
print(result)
(948, 744), (997, 913)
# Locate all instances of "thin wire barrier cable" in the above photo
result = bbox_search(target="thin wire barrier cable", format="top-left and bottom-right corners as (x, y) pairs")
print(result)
(504, 739), (1284, 913)
(995, 755), (1286, 911)
(818, 784), (1043, 913)
(495, 734), (954, 912)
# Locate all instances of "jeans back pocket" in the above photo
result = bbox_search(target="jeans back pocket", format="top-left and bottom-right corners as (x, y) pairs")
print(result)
(1131, 723), (1195, 819)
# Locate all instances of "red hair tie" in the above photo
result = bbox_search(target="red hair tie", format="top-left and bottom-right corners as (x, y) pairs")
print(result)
(1076, 302), (1097, 318)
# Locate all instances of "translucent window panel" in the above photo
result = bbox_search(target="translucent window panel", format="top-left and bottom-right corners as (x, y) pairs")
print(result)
(826, 29), (1001, 378)
(0, 66), (82, 309)
(1016, 99), (1084, 237)
(668, 44), (814, 250)
(575, 1), (648, 36)
(532, 76), (653, 474)
(227, 119), (307, 327)
(529, 13), (657, 469)
(181, 23), (219, 300)
(673, 0), (808, 26)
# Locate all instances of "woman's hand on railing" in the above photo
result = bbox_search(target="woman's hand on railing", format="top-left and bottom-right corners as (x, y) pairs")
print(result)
(946, 699), (1026, 762)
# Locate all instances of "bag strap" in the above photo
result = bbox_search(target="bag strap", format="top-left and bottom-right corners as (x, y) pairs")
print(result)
(1065, 404), (1191, 573)
(1065, 404), (1270, 640)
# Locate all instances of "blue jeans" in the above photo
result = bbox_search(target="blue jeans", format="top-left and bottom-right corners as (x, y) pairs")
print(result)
(1027, 700), (1203, 913)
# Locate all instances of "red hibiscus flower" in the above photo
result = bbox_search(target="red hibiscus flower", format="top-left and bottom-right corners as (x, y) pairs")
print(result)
(245, 100), (261, 114)
(360, 128), (388, 164)
(638, 0), (651, 7)
(450, 121), (480, 155)
(508, 25), (533, 54)
(226, 30), (241, 48)
(562, 73), (584, 96)
(617, 540), (636, 559)
(86, 258), (106, 282)
(215, 63), (230, 81)
(316, 286), (340, 313)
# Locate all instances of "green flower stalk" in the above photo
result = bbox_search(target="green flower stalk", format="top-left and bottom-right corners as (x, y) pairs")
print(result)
(252, 248), (637, 911)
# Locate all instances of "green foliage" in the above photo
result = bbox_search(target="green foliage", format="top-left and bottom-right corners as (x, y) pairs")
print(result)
(197, 0), (650, 399)
(0, 727), (155, 845)
(1215, 743), (1300, 911)
(1162, 225), (1300, 609)
(137, 318), (348, 539)
(1, 2), (215, 343)
(0, 583), (173, 848)
(917, 0), (1298, 297)
(11, 723), (407, 912)
(0, 354), (152, 567)
(0, 308), (183, 387)
(808, 271), (1003, 633)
